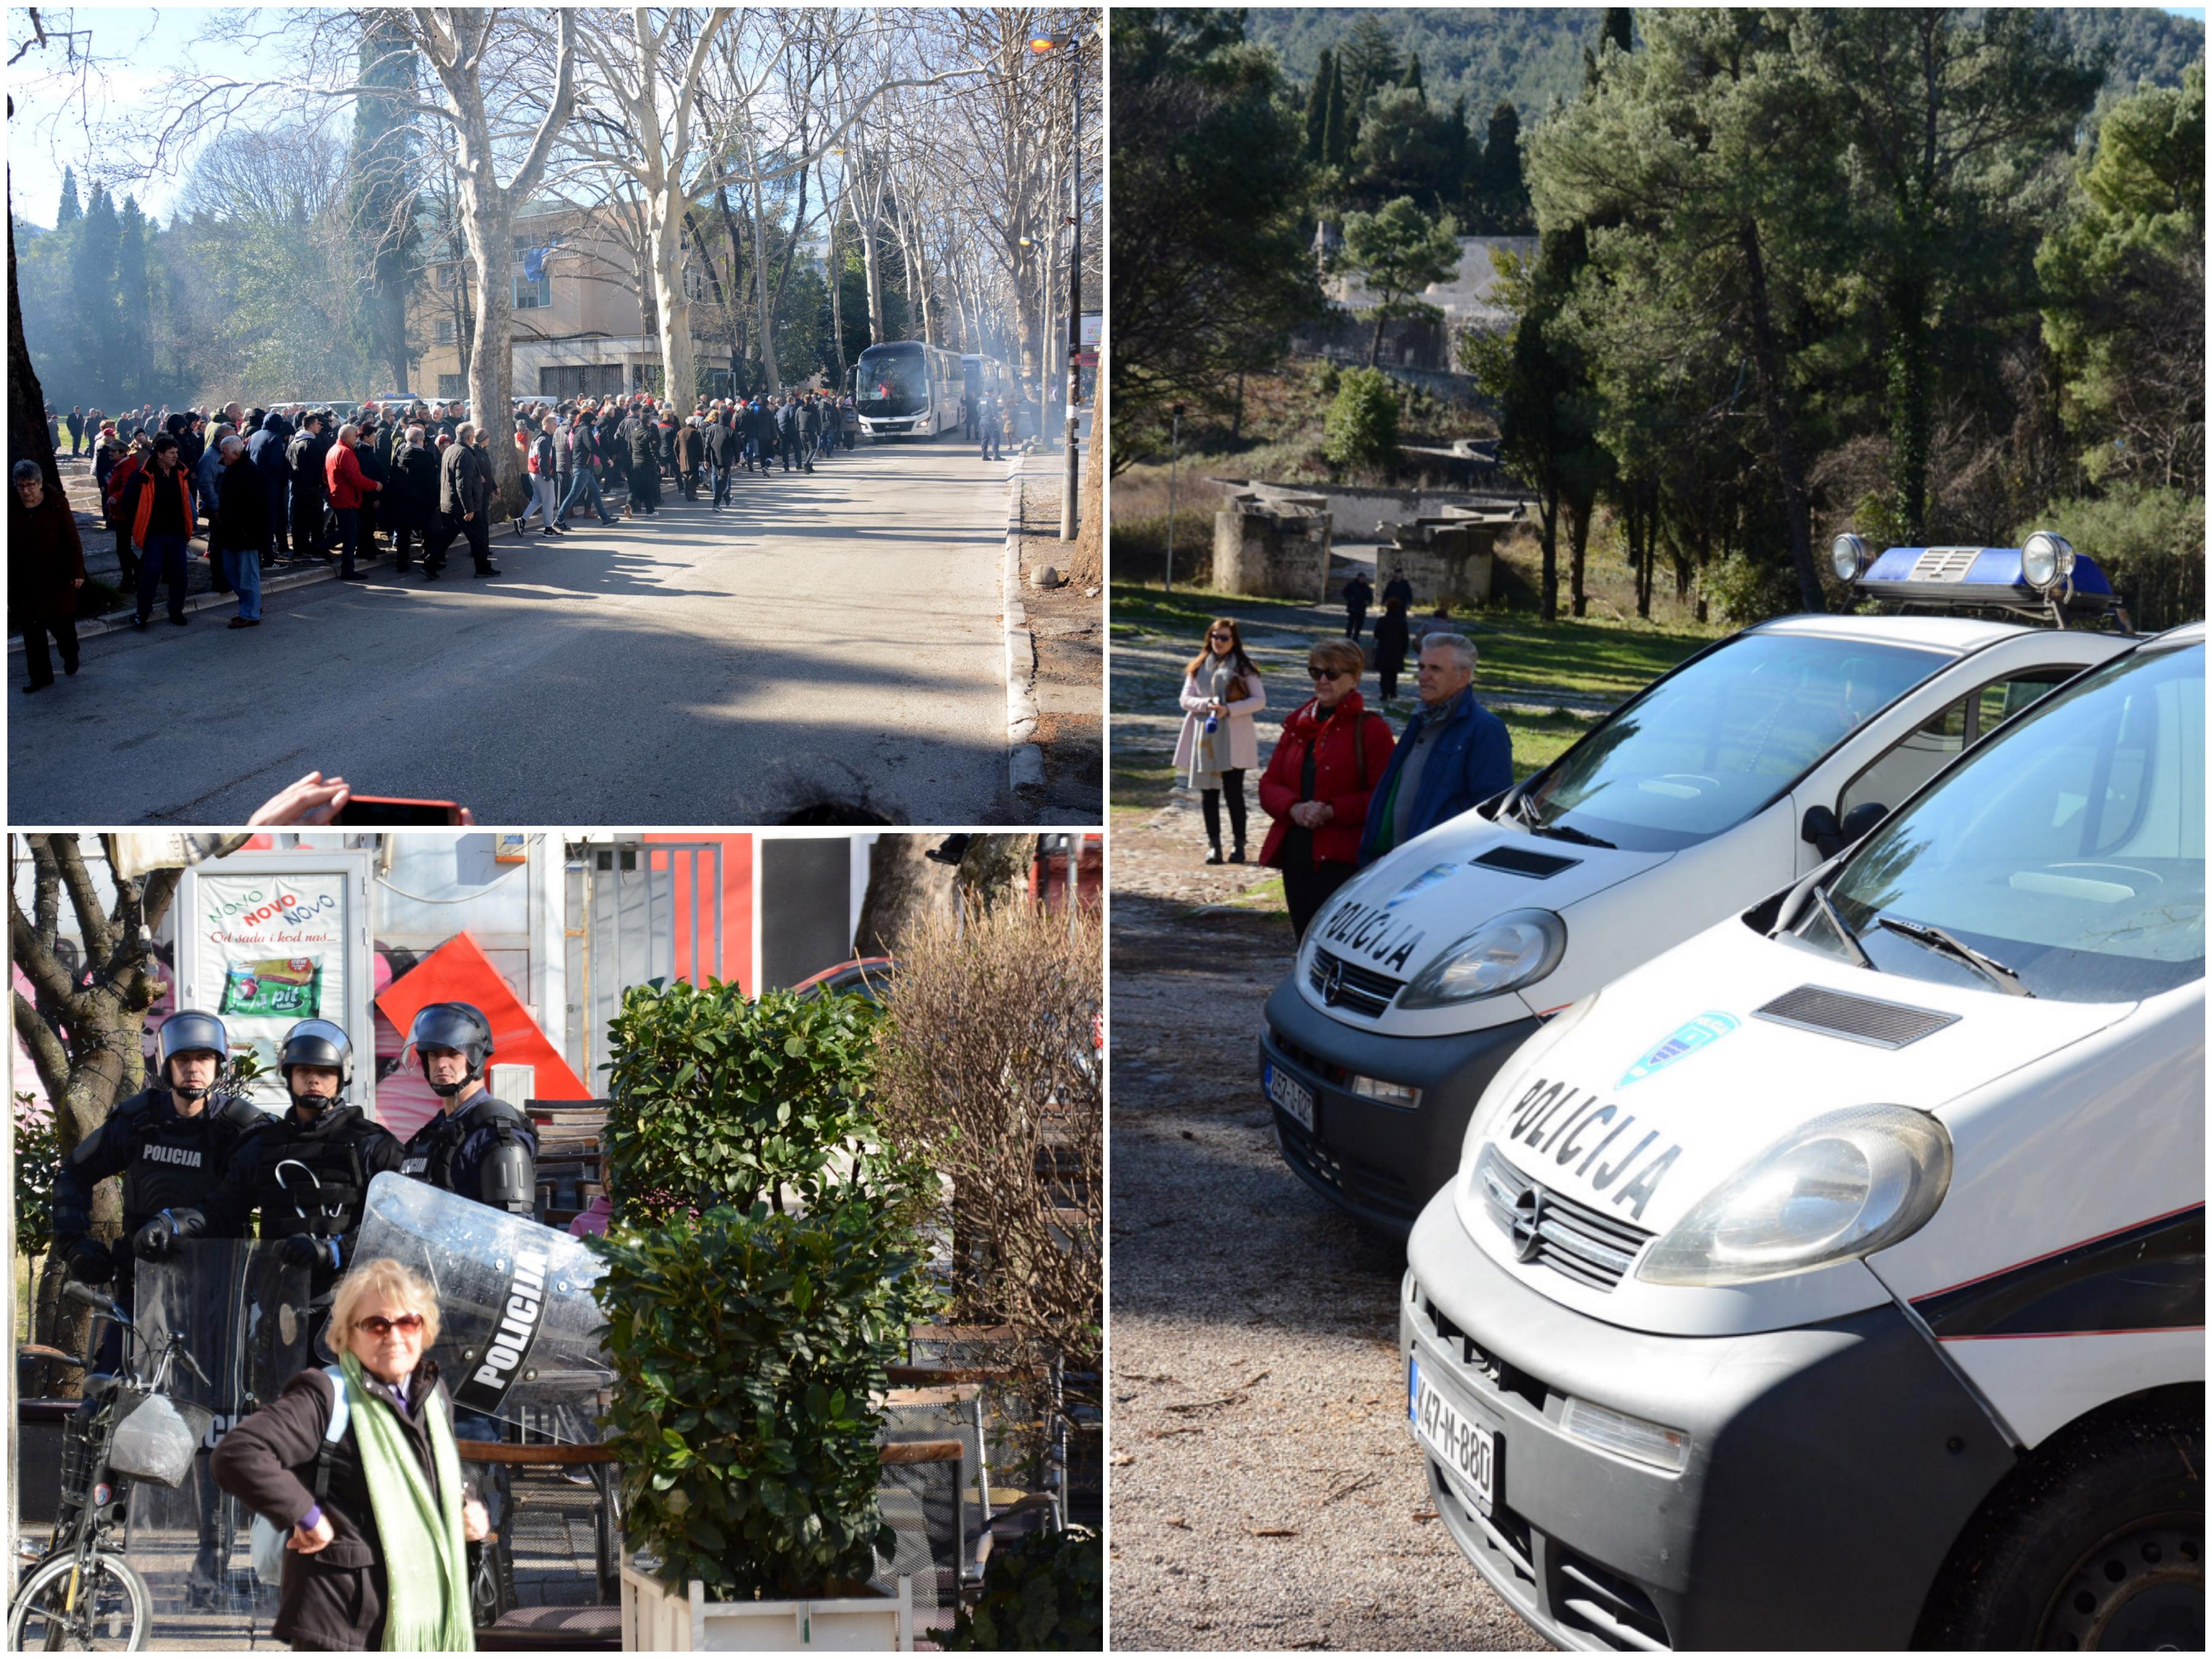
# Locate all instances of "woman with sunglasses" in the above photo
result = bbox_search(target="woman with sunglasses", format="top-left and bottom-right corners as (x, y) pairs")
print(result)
(213, 1258), (487, 1650)
(1258, 637), (1396, 939)
(1174, 617), (1268, 863)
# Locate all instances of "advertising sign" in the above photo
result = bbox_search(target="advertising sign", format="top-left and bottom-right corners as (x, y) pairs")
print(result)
(179, 855), (372, 1112)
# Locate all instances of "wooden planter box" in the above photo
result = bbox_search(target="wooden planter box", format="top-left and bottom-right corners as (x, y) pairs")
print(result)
(619, 1562), (914, 1651)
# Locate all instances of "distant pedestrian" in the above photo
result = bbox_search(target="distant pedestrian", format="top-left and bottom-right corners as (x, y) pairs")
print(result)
(1382, 567), (1413, 613)
(214, 435), (265, 628)
(287, 412), (332, 565)
(125, 434), (196, 630)
(392, 426), (440, 571)
(841, 393), (858, 451)
(1260, 638), (1394, 940)
(65, 406), (85, 457)
(620, 406), (661, 514)
(677, 417), (704, 499)
(251, 409), (295, 564)
(979, 394), (1003, 462)
(1343, 570), (1373, 640)
(796, 396), (820, 473)
(101, 429), (146, 588)
(1175, 617), (1267, 865)
(426, 422), (497, 579)
(1373, 597), (1410, 701)
(324, 423), (381, 581)
(11, 460), (86, 692)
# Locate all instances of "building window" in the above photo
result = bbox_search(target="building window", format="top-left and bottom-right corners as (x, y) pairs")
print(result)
(434, 319), (455, 346)
(514, 270), (551, 310)
(437, 373), (464, 398)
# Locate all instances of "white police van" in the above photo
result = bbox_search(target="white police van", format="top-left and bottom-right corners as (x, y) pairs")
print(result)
(1260, 536), (2133, 1235)
(1403, 619), (2203, 1649)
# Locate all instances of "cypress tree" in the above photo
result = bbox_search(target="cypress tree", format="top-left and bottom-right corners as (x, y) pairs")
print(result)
(1322, 55), (1352, 170)
(1605, 8), (1634, 55)
(1401, 52), (1424, 98)
(56, 168), (82, 226)
(68, 182), (122, 404)
(114, 195), (149, 394)
(1443, 94), (1470, 210)
(1305, 49), (1335, 163)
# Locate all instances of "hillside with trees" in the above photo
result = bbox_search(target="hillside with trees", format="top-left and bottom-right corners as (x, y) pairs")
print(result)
(1113, 7), (2203, 632)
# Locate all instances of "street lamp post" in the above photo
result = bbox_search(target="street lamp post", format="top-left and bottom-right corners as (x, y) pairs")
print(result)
(1032, 28), (1086, 541)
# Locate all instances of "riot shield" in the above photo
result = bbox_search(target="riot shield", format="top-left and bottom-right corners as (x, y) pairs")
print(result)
(125, 1238), (313, 1641)
(351, 1172), (614, 1434)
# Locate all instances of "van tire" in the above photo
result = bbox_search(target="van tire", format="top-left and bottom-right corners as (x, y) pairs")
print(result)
(1916, 1397), (2202, 1650)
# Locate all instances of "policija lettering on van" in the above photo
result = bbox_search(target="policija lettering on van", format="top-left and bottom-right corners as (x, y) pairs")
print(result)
(1317, 901), (1426, 973)
(454, 1247), (549, 1415)
(1500, 1078), (1682, 1222)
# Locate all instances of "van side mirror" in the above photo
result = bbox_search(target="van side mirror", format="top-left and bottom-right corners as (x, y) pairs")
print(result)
(1802, 802), (1888, 860)
(1800, 804), (1840, 849)
(1840, 801), (1888, 845)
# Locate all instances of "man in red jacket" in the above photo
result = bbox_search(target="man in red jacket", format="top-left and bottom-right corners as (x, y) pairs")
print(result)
(323, 423), (381, 582)
(125, 434), (197, 630)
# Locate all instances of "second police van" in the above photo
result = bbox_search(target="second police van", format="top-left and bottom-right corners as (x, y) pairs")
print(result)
(1260, 535), (2135, 1236)
(1403, 618), (2203, 1649)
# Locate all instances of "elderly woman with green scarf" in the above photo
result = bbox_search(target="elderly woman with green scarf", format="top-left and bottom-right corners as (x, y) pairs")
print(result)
(213, 1258), (487, 1650)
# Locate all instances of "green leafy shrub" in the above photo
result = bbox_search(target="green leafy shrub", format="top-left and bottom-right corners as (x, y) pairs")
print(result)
(602, 980), (883, 1223)
(592, 1198), (934, 1599)
(2017, 485), (2206, 632)
(14, 1096), (58, 1259)
(943, 1528), (1103, 1651)
(1703, 550), (1802, 626)
(1322, 367), (1400, 471)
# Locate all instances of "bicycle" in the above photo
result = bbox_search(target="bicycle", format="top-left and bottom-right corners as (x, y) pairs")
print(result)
(9, 1280), (214, 1651)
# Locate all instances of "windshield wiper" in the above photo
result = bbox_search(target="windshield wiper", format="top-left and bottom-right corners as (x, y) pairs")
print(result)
(1807, 882), (1874, 970)
(1875, 916), (2034, 998)
(1529, 820), (1616, 850)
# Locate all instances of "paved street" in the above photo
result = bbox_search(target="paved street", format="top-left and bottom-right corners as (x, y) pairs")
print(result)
(10, 439), (1060, 825)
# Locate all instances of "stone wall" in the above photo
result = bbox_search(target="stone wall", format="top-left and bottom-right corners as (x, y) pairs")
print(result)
(1212, 493), (1332, 600)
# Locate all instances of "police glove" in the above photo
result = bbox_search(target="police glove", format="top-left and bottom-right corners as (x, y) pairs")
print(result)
(276, 1232), (323, 1271)
(132, 1212), (181, 1261)
(65, 1237), (116, 1285)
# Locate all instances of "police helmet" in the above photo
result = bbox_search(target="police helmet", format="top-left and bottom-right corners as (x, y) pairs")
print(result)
(408, 1002), (495, 1084)
(157, 1010), (229, 1076)
(280, 1019), (354, 1089)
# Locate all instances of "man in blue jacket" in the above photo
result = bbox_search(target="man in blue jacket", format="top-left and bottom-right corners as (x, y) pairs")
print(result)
(1357, 632), (1513, 866)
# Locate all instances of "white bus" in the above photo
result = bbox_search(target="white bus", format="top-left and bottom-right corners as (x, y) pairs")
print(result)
(853, 340), (962, 438)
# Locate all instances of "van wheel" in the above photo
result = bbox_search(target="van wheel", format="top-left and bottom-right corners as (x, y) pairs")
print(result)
(1917, 1398), (2202, 1650)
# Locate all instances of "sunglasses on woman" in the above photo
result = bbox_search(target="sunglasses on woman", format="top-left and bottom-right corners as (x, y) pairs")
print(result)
(354, 1314), (426, 1337)
(1308, 665), (1350, 681)
(1210, 630), (1234, 641)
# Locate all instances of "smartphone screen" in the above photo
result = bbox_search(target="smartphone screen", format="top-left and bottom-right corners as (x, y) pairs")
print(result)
(331, 796), (463, 825)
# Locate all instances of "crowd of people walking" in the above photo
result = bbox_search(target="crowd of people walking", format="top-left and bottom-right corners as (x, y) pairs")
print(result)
(1177, 614), (1515, 938)
(19, 385), (882, 692)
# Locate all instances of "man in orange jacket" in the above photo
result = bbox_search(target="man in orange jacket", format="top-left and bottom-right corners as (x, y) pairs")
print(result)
(323, 423), (382, 582)
(125, 434), (196, 630)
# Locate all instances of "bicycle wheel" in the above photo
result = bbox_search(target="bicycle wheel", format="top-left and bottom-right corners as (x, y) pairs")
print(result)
(7, 1550), (151, 1650)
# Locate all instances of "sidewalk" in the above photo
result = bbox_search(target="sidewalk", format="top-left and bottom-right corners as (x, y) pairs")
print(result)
(1006, 449), (1104, 821)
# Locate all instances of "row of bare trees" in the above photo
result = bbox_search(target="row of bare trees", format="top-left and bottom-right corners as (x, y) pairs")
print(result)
(9, 7), (1100, 508)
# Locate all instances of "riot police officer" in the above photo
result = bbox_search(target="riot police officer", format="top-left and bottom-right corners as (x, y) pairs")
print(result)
(398, 1002), (538, 1215)
(50, 1010), (265, 1601)
(397, 1000), (537, 1575)
(154, 1019), (404, 1322)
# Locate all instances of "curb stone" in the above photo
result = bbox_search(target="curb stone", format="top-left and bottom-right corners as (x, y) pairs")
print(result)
(1005, 461), (1044, 792)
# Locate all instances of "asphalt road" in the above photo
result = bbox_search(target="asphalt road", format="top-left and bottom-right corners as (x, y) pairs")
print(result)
(9, 439), (1030, 825)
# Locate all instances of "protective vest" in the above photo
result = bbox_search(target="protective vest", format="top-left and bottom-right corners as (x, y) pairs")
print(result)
(54, 1088), (265, 1245)
(400, 1094), (535, 1212)
(250, 1105), (389, 1245)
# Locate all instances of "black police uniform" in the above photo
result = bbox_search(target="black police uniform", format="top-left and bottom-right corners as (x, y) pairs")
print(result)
(399, 1092), (538, 1215)
(178, 1103), (405, 1311)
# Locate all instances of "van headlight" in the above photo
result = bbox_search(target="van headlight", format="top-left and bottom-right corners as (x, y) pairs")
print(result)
(1398, 909), (1566, 1008)
(1637, 1106), (1951, 1287)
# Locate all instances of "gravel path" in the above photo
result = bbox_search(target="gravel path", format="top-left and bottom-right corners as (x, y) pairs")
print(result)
(1108, 818), (1543, 1652)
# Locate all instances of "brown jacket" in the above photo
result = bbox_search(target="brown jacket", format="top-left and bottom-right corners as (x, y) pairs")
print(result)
(7, 486), (88, 622)
(208, 1360), (473, 1652)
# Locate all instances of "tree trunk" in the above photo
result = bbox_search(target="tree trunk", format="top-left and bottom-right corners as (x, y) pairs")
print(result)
(852, 836), (959, 958)
(7, 188), (63, 498)
(1537, 488), (1560, 624)
(1738, 219), (1823, 611)
(956, 836), (1034, 914)
(746, 134), (780, 391)
(717, 186), (748, 391)
(1368, 310), (1387, 368)
(650, 182), (695, 408)
(858, 189), (886, 347)
(462, 178), (523, 514)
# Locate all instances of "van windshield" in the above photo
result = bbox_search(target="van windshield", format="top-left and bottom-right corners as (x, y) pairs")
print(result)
(1521, 632), (1947, 852)
(1812, 640), (2204, 1002)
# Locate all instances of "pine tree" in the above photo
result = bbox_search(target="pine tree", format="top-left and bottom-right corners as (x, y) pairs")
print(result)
(56, 168), (82, 226)
(1443, 95), (1471, 208)
(1605, 8), (1634, 55)
(1338, 12), (1403, 110)
(1305, 49), (1335, 163)
(1401, 52), (1424, 99)
(350, 17), (422, 392)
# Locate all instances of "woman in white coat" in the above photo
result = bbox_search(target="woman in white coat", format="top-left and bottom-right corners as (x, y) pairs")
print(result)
(1174, 616), (1268, 863)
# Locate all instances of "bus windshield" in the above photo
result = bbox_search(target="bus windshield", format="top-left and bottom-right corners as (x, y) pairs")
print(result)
(857, 348), (930, 417)
(1521, 631), (1948, 852)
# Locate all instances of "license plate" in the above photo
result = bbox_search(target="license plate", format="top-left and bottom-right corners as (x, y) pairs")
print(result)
(1411, 1355), (1499, 1516)
(1263, 1062), (1316, 1132)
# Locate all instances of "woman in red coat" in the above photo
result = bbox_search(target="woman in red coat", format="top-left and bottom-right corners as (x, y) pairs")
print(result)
(1259, 637), (1396, 940)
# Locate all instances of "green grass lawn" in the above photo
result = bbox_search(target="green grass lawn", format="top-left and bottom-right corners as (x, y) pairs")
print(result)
(1500, 706), (1608, 779)
(1110, 582), (1317, 638)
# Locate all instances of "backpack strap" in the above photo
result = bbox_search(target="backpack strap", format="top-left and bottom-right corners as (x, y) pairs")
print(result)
(313, 1362), (350, 1504)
